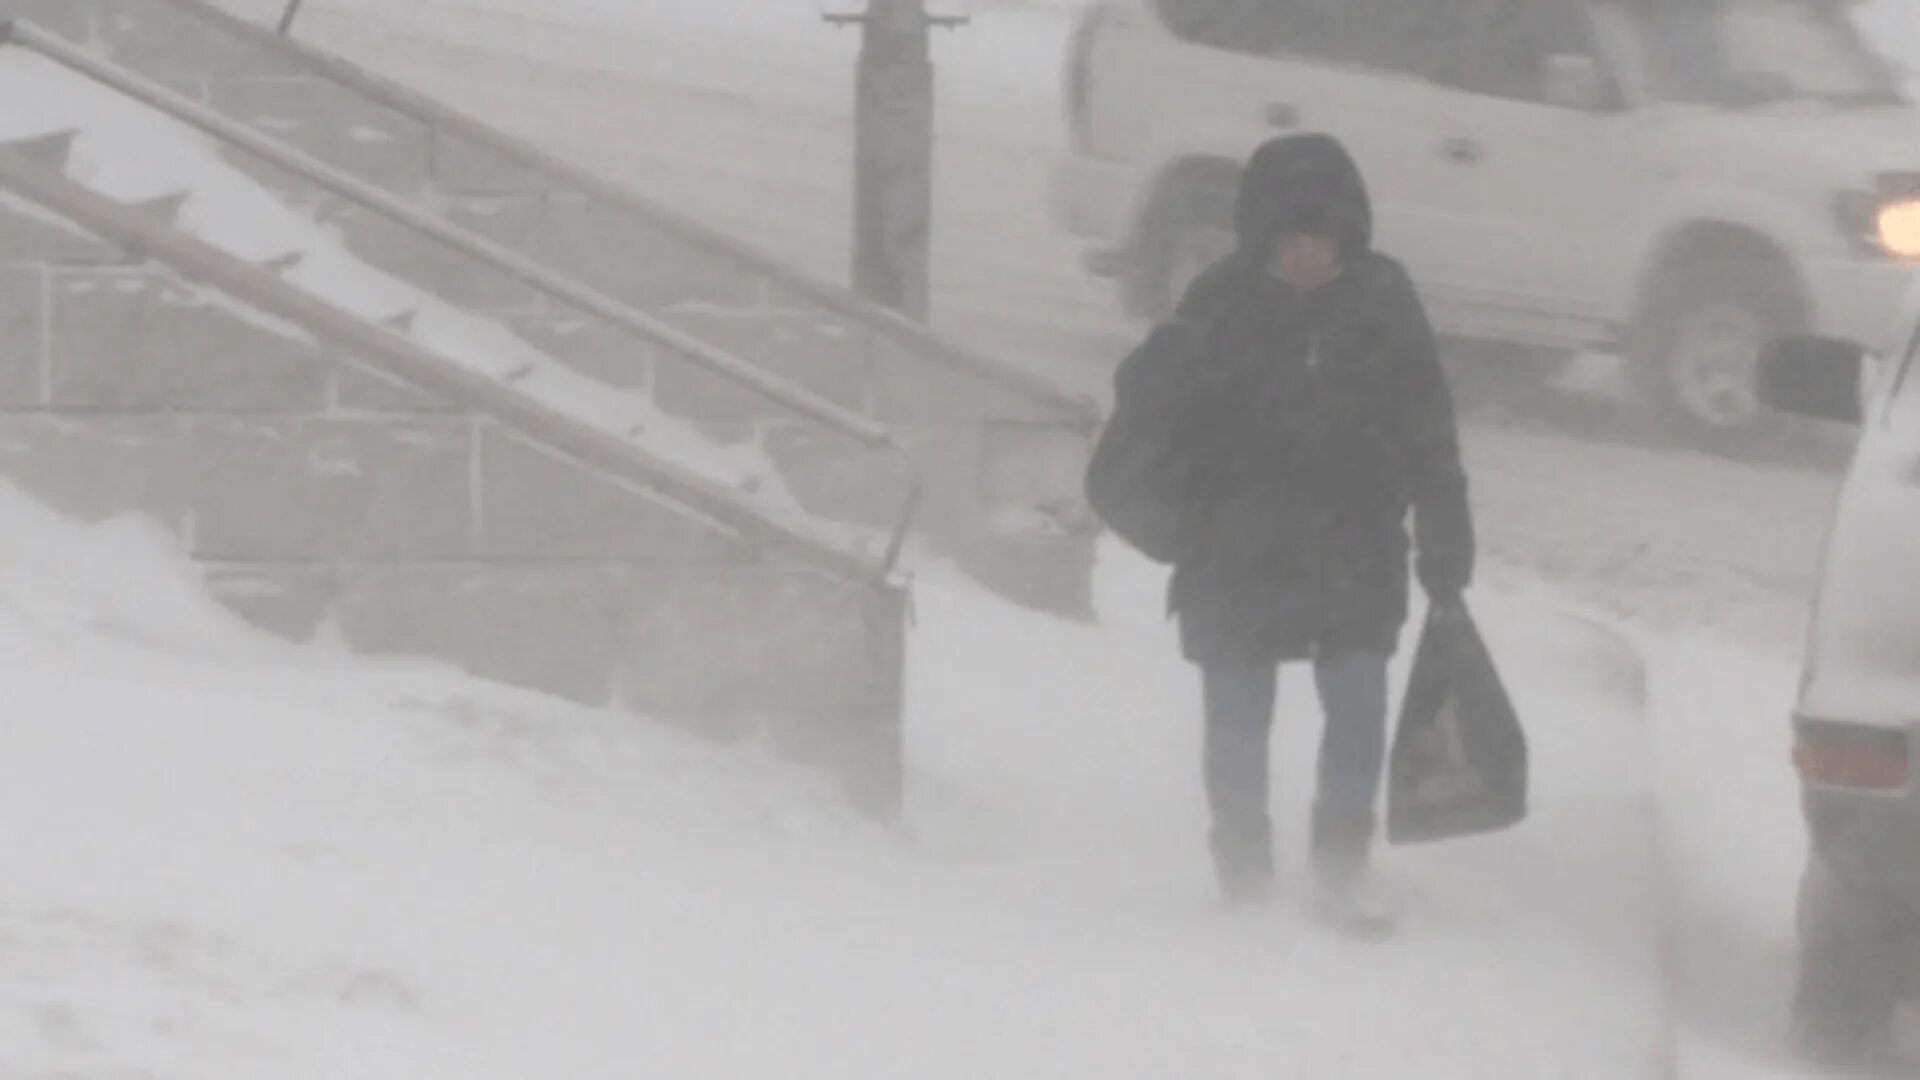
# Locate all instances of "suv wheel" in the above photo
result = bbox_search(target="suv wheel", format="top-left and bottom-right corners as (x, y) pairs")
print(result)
(1131, 168), (1237, 321)
(1633, 256), (1803, 438)
(1792, 854), (1911, 1069)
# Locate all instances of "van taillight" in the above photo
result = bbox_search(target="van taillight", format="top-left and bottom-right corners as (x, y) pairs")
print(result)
(1063, 4), (1110, 153)
(1795, 721), (1911, 792)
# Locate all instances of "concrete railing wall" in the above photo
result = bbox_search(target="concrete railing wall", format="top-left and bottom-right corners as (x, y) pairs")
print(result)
(0, 186), (906, 814)
(7, 0), (1101, 615)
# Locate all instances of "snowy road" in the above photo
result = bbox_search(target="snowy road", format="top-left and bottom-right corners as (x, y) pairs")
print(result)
(248, 0), (1858, 655)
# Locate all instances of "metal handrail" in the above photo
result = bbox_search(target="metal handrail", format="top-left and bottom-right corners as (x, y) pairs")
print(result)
(155, 0), (1104, 435)
(0, 89), (901, 591)
(1, 16), (924, 579)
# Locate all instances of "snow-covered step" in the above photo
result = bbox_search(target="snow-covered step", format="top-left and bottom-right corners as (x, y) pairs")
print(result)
(128, 188), (191, 224)
(2, 125), (75, 168)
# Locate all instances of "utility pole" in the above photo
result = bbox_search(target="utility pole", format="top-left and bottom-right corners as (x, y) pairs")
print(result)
(824, 0), (967, 324)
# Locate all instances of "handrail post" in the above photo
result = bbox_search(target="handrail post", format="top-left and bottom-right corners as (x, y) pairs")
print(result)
(276, 0), (305, 36)
(881, 474), (923, 579)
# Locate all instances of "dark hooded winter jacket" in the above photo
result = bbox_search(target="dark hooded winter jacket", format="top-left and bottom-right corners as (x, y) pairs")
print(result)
(1148, 133), (1475, 664)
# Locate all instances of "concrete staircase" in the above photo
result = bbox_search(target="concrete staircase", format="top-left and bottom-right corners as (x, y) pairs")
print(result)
(0, 17), (916, 814)
(9, 0), (1103, 614)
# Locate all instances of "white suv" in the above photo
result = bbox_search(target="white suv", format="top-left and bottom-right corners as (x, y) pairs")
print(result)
(1050, 0), (1920, 436)
(1760, 298), (1920, 1067)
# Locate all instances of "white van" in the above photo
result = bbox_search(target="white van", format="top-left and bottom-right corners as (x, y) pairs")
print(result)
(1760, 297), (1920, 1064)
(1051, 0), (1920, 437)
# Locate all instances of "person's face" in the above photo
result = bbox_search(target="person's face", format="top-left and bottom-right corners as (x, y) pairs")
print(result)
(1269, 232), (1342, 290)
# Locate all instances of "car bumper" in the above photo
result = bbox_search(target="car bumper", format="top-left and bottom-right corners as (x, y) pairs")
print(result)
(1048, 152), (1136, 251)
(1804, 255), (1918, 352)
(1804, 783), (1920, 914)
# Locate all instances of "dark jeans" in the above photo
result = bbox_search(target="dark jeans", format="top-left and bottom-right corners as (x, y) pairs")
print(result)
(1202, 652), (1389, 892)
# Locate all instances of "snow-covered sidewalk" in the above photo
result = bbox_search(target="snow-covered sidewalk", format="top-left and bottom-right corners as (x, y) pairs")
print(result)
(0, 479), (1672, 1077)
(1644, 637), (1819, 1079)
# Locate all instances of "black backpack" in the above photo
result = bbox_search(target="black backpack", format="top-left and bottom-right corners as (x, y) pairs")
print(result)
(1084, 322), (1202, 564)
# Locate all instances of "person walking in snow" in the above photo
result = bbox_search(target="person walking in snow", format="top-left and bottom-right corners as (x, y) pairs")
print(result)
(1091, 133), (1475, 924)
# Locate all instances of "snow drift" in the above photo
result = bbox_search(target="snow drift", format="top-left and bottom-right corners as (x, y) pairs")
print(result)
(0, 467), (1681, 1077)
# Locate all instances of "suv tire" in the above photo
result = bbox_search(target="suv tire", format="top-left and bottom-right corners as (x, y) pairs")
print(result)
(1130, 166), (1238, 321)
(1792, 854), (1910, 1069)
(1632, 253), (1804, 440)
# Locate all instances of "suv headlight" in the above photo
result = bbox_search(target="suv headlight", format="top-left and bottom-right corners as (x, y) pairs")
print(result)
(1877, 199), (1920, 260)
(1835, 181), (1920, 260)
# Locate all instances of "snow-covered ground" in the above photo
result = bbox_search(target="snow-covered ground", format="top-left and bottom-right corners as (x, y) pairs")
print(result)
(7, 1), (1883, 1075)
(0, 473), (1686, 1078)
(1652, 637), (1814, 1079)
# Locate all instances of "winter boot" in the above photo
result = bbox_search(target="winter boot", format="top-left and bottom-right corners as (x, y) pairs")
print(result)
(1210, 816), (1276, 908)
(1310, 803), (1396, 935)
